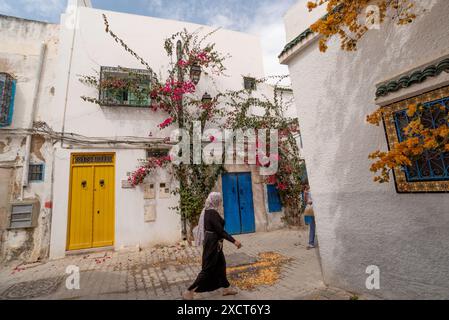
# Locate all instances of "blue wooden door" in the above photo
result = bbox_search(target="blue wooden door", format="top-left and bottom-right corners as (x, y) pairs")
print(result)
(267, 184), (282, 213)
(222, 173), (256, 235)
(238, 173), (256, 234)
(222, 174), (241, 235)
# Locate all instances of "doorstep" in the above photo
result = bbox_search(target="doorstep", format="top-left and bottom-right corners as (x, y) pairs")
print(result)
(65, 246), (115, 256)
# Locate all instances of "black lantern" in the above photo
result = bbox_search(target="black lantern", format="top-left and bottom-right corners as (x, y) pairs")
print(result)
(201, 92), (212, 104)
(190, 63), (202, 85)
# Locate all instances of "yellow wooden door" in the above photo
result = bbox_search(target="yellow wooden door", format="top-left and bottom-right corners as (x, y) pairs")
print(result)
(67, 153), (115, 251)
(92, 165), (114, 248)
(67, 166), (94, 250)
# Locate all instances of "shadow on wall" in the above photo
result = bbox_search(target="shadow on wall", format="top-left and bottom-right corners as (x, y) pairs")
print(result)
(310, 0), (449, 299)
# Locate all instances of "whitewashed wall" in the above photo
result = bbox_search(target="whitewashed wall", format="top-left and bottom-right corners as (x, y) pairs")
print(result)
(50, 148), (182, 259)
(49, 5), (269, 258)
(283, 0), (449, 299)
(0, 15), (60, 262)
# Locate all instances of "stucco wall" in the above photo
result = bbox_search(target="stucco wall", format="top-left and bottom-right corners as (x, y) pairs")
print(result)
(49, 6), (266, 137)
(50, 148), (182, 259)
(283, 0), (449, 299)
(48, 6), (278, 258)
(283, 0), (325, 43)
(0, 15), (59, 263)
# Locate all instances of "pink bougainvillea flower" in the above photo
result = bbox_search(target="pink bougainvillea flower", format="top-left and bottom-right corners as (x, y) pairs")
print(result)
(160, 79), (196, 102)
(267, 175), (277, 185)
(197, 51), (210, 63)
(128, 155), (172, 187)
(158, 117), (174, 129)
(178, 59), (189, 68)
(150, 89), (159, 99)
(277, 183), (287, 191)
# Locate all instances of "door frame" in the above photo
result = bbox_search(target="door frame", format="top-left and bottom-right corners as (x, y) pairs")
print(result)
(66, 152), (116, 251)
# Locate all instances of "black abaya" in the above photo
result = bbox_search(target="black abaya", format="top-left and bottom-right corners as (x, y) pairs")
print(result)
(188, 209), (236, 293)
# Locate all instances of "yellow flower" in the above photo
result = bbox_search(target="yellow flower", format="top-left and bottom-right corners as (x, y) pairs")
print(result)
(438, 126), (449, 138)
(366, 108), (383, 126)
(406, 104), (417, 117)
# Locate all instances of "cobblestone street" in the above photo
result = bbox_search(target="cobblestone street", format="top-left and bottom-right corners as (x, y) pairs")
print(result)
(0, 229), (354, 300)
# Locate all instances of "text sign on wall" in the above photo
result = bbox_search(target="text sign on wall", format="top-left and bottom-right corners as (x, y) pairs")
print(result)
(121, 180), (134, 189)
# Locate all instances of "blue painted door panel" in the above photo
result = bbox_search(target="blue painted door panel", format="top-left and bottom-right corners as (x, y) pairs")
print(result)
(222, 174), (241, 235)
(222, 173), (256, 235)
(267, 184), (282, 213)
(238, 173), (256, 234)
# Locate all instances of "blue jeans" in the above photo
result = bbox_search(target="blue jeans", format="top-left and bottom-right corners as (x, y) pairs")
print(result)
(308, 217), (316, 246)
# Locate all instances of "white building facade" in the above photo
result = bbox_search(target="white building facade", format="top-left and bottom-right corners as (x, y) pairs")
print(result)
(1, 1), (300, 262)
(49, 2), (274, 259)
(0, 14), (60, 263)
(280, 0), (449, 299)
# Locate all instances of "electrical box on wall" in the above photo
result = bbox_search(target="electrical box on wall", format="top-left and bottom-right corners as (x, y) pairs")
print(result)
(159, 182), (170, 199)
(144, 183), (156, 199)
(9, 200), (40, 229)
(144, 204), (156, 222)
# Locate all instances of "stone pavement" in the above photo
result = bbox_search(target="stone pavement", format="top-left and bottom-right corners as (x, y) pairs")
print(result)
(0, 229), (356, 300)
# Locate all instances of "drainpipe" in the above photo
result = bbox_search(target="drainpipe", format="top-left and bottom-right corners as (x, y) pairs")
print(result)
(20, 43), (47, 200)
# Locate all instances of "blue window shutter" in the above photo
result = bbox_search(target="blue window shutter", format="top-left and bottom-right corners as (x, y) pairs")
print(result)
(267, 184), (282, 213)
(7, 81), (16, 126)
(0, 74), (15, 127)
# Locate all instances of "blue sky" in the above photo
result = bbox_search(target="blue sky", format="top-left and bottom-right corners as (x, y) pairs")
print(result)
(0, 0), (297, 77)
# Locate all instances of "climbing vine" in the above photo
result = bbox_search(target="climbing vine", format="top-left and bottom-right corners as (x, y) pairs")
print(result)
(79, 15), (307, 231)
(307, 0), (417, 52)
(224, 78), (307, 225)
(79, 15), (228, 234)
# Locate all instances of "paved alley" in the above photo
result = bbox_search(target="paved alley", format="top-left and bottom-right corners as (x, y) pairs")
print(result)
(0, 229), (354, 300)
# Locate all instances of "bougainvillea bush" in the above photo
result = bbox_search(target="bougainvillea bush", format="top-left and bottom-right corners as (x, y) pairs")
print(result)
(224, 77), (307, 225)
(80, 15), (308, 232)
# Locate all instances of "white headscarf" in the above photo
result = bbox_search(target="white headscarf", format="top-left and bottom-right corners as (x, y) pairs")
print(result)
(193, 192), (222, 247)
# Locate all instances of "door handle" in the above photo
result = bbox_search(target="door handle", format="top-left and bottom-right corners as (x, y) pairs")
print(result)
(81, 181), (87, 189)
(100, 179), (105, 187)
(97, 210), (100, 214)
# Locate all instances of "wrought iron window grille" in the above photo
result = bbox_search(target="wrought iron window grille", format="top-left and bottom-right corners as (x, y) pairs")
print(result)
(28, 164), (45, 182)
(393, 96), (449, 182)
(99, 66), (152, 108)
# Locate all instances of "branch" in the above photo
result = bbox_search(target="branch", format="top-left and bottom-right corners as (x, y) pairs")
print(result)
(102, 14), (156, 76)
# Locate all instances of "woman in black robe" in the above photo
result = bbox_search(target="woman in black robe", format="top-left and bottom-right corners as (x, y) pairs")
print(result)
(183, 192), (242, 300)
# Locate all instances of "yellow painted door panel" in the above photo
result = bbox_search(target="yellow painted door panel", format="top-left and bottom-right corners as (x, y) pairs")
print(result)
(92, 166), (115, 248)
(67, 166), (94, 250)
